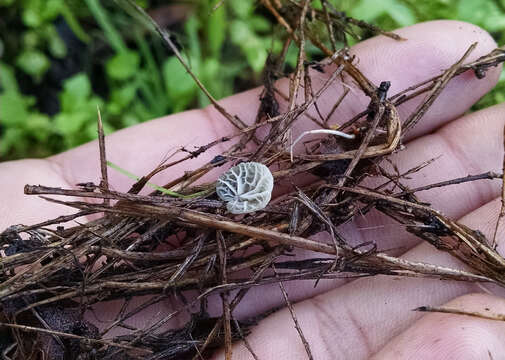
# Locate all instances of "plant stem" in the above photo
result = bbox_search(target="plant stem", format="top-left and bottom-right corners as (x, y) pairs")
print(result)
(107, 161), (209, 198)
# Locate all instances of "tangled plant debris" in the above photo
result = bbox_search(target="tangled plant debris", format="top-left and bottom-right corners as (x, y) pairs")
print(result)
(3, 1), (505, 359)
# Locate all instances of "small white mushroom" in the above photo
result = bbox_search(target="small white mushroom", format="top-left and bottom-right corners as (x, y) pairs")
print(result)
(216, 162), (274, 214)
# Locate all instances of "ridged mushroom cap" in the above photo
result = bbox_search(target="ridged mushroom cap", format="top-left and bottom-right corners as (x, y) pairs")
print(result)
(216, 162), (274, 214)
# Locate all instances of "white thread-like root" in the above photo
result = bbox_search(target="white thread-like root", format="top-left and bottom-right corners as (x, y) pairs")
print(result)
(290, 129), (356, 162)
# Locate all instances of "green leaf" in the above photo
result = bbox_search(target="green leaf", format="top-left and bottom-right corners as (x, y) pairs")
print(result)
(112, 84), (138, 107)
(132, 101), (153, 120)
(229, 0), (253, 18)
(121, 113), (141, 127)
(40, 0), (63, 21)
(386, 2), (416, 27)
(0, 92), (31, 126)
(84, 96), (104, 115)
(457, 0), (505, 31)
(26, 113), (51, 141)
(350, 0), (416, 27)
(200, 57), (222, 104)
(16, 50), (50, 80)
(23, 30), (40, 49)
(44, 24), (67, 58)
(350, 0), (386, 21)
(484, 13), (505, 31)
(57, 73), (103, 143)
(162, 56), (197, 111)
(457, 0), (496, 26)
(106, 50), (141, 80)
(0, 62), (19, 92)
(230, 20), (267, 73)
(22, 0), (62, 27)
(108, 84), (138, 114)
(0, 128), (23, 156)
(207, 3), (226, 57)
(250, 15), (271, 32)
(60, 73), (92, 111)
(22, 7), (42, 27)
(53, 112), (89, 135)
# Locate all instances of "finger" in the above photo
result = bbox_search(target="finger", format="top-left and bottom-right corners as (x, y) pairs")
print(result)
(372, 293), (505, 360)
(0, 160), (77, 229)
(212, 195), (505, 360)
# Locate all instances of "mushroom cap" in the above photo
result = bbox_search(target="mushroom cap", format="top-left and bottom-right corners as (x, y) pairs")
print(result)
(216, 162), (274, 214)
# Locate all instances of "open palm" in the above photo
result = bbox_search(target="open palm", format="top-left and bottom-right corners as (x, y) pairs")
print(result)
(3, 21), (505, 359)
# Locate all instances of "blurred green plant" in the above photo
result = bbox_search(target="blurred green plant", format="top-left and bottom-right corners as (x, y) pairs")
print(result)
(0, 0), (281, 159)
(0, 62), (50, 157)
(346, 0), (505, 110)
(1, 0), (504, 160)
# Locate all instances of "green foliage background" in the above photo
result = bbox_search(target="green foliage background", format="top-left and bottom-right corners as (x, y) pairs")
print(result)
(1, 0), (504, 160)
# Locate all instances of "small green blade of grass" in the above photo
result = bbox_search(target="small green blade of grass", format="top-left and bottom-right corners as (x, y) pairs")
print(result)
(107, 160), (183, 197)
(106, 161), (210, 199)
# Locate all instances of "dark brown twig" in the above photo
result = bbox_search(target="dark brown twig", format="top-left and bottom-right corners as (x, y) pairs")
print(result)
(492, 124), (505, 248)
(402, 42), (477, 133)
(275, 266), (314, 360)
(415, 305), (505, 322)
(97, 107), (109, 205)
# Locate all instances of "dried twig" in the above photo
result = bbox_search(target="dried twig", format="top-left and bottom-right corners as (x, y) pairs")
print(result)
(415, 305), (505, 322)
(0, 322), (152, 354)
(275, 266), (314, 360)
(492, 124), (505, 248)
(402, 42), (477, 133)
(97, 106), (109, 205)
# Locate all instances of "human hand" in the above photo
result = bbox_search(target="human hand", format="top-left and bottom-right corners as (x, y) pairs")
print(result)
(2, 20), (505, 359)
